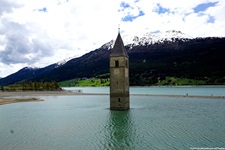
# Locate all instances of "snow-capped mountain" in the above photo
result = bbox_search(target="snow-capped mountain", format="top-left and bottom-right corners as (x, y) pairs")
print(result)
(15, 31), (190, 72)
(21, 56), (76, 72)
(100, 40), (114, 50)
(1, 30), (224, 86)
(22, 66), (40, 71)
(0, 55), (78, 86)
(102, 30), (193, 49)
(56, 56), (76, 67)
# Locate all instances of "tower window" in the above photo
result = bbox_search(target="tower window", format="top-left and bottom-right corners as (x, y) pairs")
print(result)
(118, 98), (120, 102)
(115, 60), (119, 67)
(126, 60), (128, 67)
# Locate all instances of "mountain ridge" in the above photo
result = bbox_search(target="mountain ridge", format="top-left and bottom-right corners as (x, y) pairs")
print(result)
(0, 30), (225, 86)
(101, 30), (193, 50)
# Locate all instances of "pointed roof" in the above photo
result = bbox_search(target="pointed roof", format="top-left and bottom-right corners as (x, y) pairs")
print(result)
(110, 33), (128, 57)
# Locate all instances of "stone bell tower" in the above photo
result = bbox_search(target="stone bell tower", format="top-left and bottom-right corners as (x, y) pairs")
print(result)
(110, 30), (129, 110)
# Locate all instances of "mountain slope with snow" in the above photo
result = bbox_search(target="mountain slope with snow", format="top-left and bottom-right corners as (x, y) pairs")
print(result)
(102, 30), (193, 49)
(1, 30), (225, 86)
(56, 56), (76, 66)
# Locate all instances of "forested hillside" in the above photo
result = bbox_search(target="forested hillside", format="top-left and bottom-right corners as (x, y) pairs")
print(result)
(0, 37), (225, 86)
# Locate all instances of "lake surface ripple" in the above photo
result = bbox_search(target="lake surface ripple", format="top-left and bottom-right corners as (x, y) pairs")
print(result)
(1, 87), (225, 149)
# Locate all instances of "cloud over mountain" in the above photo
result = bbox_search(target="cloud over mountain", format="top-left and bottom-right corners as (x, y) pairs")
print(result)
(0, 20), (55, 64)
(0, 0), (225, 77)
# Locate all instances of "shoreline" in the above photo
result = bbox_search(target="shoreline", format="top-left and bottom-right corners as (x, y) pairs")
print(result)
(62, 85), (225, 88)
(0, 91), (77, 105)
(1, 90), (225, 105)
(131, 94), (225, 99)
(0, 98), (43, 105)
(1, 91), (225, 98)
(0, 90), (80, 97)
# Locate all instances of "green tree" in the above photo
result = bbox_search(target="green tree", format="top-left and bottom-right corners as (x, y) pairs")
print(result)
(0, 86), (4, 91)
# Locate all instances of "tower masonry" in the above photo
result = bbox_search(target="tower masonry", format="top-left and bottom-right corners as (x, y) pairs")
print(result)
(110, 32), (130, 110)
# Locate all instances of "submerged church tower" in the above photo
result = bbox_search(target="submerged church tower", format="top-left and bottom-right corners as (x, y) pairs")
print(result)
(110, 31), (130, 110)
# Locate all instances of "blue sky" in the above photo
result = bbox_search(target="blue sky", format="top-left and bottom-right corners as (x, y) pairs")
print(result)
(121, 1), (220, 22)
(156, 4), (170, 14)
(194, 2), (218, 13)
(120, 2), (145, 21)
(0, 0), (225, 77)
(122, 10), (144, 21)
(37, 7), (47, 12)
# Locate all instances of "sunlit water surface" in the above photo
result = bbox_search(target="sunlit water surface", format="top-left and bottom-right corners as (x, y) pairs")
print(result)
(1, 87), (225, 150)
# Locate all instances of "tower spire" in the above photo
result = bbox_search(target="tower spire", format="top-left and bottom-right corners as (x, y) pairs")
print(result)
(110, 30), (128, 57)
(118, 24), (120, 33)
(110, 29), (130, 110)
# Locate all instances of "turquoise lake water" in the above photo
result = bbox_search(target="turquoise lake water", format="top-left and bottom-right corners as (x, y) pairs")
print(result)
(1, 86), (225, 150)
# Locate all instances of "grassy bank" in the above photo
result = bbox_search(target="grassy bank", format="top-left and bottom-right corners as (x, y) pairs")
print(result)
(156, 76), (207, 86)
(58, 78), (110, 87)
(58, 76), (225, 87)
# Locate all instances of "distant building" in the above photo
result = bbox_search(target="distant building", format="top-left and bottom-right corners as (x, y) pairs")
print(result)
(110, 31), (130, 110)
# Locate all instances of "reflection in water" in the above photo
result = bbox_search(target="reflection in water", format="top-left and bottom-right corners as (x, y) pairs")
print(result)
(105, 110), (136, 150)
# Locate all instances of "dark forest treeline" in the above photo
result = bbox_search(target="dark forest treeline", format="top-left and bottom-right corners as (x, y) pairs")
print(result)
(0, 81), (62, 91)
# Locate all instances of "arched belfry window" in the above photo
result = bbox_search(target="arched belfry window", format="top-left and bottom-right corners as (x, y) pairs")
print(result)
(115, 60), (119, 67)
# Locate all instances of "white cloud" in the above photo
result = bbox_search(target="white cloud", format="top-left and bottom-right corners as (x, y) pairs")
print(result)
(0, 0), (225, 77)
(120, 0), (225, 37)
